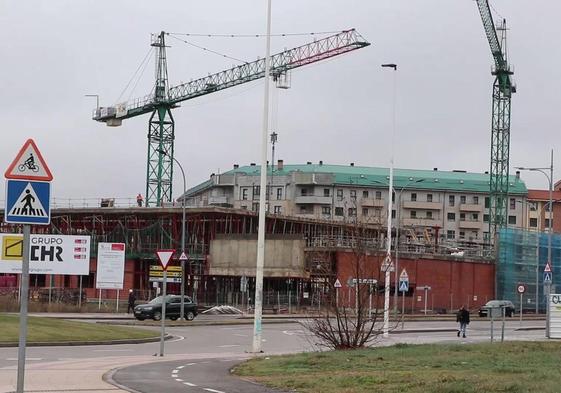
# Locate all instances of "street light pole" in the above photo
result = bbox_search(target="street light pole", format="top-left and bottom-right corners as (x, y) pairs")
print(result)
(158, 149), (187, 320)
(381, 63), (397, 337)
(516, 149), (554, 323)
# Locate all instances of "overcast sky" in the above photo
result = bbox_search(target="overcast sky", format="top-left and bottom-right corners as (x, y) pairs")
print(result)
(0, 0), (559, 202)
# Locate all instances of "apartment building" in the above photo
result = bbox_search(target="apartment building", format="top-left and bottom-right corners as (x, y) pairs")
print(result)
(185, 161), (528, 243)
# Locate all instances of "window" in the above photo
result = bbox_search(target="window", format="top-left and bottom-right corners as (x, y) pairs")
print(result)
(335, 207), (344, 216)
(472, 213), (479, 221)
(427, 194), (433, 202)
(483, 232), (490, 242)
(447, 230), (456, 240)
(529, 202), (537, 211)
(485, 197), (490, 209)
(449, 195), (455, 207)
(447, 212), (456, 221)
(545, 219), (553, 228)
(300, 205), (312, 214)
(460, 195), (466, 204)
(410, 211), (417, 219)
(530, 218), (538, 227)
(252, 202), (259, 211)
(471, 231), (478, 240)
(426, 211), (433, 219)
(350, 190), (357, 200)
(362, 190), (369, 198)
(322, 206), (331, 216)
(337, 189), (344, 201)
(545, 203), (552, 212)
(459, 231), (465, 240)
(276, 187), (283, 200)
(460, 213), (466, 221)
(411, 193), (417, 202)
(391, 210), (396, 219)
(473, 196), (479, 205)
(362, 208), (369, 216)
(510, 198), (516, 210)
(324, 188), (330, 197)
(241, 188), (248, 201)
(240, 205), (248, 210)
(348, 208), (357, 217)
(375, 191), (382, 200)
(392, 193), (395, 203)
(508, 215), (517, 225)
(273, 206), (282, 214)
(301, 188), (308, 196)
(253, 186), (260, 197)
(484, 214), (489, 222)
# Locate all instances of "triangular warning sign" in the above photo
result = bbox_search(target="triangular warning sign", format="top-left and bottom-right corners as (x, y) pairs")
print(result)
(544, 263), (552, 273)
(156, 249), (175, 270)
(179, 252), (188, 261)
(5, 139), (53, 181)
(400, 269), (409, 280)
(334, 278), (342, 288)
(9, 183), (48, 218)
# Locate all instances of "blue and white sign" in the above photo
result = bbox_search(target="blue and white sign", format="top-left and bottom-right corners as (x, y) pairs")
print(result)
(544, 271), (553, 283)
(5, 180), (51, 225)
(399, 269), (409, 292)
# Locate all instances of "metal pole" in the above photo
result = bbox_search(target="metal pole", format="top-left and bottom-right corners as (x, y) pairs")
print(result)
(490, 311), (494, 343)
(48, 275), (52, 306)
(179, 160), (187, 321)
(401, 290), (405, 329)
(546, 150), (553, 338)
(369, 284), (372, 318)
(501, 306), (505, 342)
(252, 0), (272, 354)
(394, 193), (401, 317)
(159, 270), (167, 356)
(78, 275), (82, 309)
(116, 290), (119, 313)
(16, 225), (31, 393)
(98, 289), (101, 310)
(424, 288), (428, 315)
(519, 293), (523, 327)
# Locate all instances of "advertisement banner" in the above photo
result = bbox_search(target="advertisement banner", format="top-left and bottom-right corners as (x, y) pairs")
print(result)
(95, 243), (125, 289)
(0, 233), (90, 275)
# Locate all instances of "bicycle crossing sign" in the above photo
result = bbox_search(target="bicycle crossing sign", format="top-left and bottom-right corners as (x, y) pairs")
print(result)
(5, 180), (51, 225)
(4, 139), (53, 181)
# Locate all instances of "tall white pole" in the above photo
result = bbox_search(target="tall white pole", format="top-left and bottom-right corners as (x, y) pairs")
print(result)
(16, 225), (30, 393)
(382, 63), (397, 338)
(252, 0), (272, 353)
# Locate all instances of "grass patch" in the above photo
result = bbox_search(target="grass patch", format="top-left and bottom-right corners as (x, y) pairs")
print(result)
(0, 314), (156, 343)
(234, 342), (561, 393)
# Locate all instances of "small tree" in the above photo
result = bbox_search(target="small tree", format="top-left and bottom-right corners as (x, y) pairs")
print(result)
(303, 219), (393, 350)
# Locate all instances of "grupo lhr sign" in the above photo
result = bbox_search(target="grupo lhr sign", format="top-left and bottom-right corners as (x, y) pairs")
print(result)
(549, 294), (561, 339)
(0, 233), (90, 275)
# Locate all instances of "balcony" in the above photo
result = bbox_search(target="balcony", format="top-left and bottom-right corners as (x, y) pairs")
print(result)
(401, 201), (442, 210)
(459, 220), (482, 229)
(459, 203), (483, 212)
(293, 172), (334, 185)
(208, 196), (231, 206)
(295, 195), (332, 205)
(361, 198), (384, 208)
(401, 218), (441, 227)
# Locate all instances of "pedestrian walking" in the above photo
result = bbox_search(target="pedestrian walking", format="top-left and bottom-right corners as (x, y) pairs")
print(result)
(456, 305), (470, 338)
(136, 193), (143, 207)
(127, 289), (136, 313)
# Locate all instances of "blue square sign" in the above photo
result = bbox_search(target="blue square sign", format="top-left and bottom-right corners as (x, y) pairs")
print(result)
(5, 180), (51, 225)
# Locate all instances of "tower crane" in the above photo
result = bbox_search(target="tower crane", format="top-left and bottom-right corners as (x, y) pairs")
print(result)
(475, 0), (516, 239)
(93, 29), (370, 206)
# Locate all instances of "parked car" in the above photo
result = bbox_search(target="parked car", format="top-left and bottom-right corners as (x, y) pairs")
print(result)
(134, 295), (198, 321)
(478, 300), (515, 317)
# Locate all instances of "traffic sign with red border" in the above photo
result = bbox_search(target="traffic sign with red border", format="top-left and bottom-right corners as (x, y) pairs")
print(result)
(517, 284), (526, 294)
(5, 139), (53, 181)
(156, 249), (175, 271)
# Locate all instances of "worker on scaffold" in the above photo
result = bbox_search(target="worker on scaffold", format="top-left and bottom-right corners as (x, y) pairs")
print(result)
(136, 193), (143, 207)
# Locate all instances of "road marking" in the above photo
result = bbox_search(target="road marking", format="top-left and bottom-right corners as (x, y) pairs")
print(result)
(93, 349), (134, 352)
(204, 389), (226, 393)
(177, 365), (185, 369)
(184, 382), (197, 387)
(218, 344), (240, 348)
(234, 333), (248, 337)
(168, 335), (185, 342)
(175, 378), (183, 382)
(6, 358), (42, 361)
(172, 369), (179, 373)
(186, 362), (197, 366)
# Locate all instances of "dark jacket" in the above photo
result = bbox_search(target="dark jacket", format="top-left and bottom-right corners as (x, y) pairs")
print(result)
(457, 308), (470, 324)
(128, 292), (136, 305)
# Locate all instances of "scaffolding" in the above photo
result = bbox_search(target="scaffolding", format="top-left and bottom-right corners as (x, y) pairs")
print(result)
(497, 228), (561, 311)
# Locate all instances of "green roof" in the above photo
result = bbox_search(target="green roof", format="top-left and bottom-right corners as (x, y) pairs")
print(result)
(188, 164), (528, 195)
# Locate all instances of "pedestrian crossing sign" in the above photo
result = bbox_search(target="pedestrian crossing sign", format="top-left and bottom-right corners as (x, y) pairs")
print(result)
(399, 280), (409, 292)
(5, 180), (51, 225)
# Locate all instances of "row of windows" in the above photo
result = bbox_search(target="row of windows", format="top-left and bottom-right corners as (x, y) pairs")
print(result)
(241, 186), (283, 201)
(446, 230), (482, 240)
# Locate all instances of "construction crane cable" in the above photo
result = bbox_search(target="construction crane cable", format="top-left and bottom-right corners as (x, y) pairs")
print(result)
(167, 34), (247, 63)
(488, 1), (504, 20)
(115, 47), (154, 105)
(167, 30), (343, 38)
(128, 49), (154, 102)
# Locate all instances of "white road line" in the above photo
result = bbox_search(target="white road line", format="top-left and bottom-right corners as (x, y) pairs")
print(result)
(204, 389), (226, 393)
(172, 369), (179, 373)
(183, 382), (197, 387)
(186, 362), (197, 366)
(93, 349), (133, 352)
(175, 378), (183, 382)
(177, 365), (185, 369)
(168, 335), (185, 342)
(6, 358), (42, 361)
(234, 333), (248, 337)
(218, 344), (240, 348)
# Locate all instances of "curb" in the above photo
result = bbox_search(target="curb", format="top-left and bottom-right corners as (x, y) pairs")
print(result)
(96, 319), (299, 327)
(0, 334), (174, 348)
(104, 367), (143, 393)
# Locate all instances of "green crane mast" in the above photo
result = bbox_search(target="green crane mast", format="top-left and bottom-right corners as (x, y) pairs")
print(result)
(475, 0), (516, 240)
(93, 29), (370, 207)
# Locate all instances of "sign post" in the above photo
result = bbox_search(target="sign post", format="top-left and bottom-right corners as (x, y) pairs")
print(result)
(417, 285), (431, 315)
(544, 263), (552, 338)
(156, 249), (175, 357)
(517, 284), (526, 327)
(5, 139), (53, 393)
(399, 269), (409, 329)
(334, 278), (342, 308)
(96, 243), (126, 312)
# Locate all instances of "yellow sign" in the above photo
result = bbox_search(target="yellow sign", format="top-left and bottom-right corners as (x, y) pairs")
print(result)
(2, 236), (23, 261)
(149, 271), (181, 278)
(150, 265), (181, 272)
